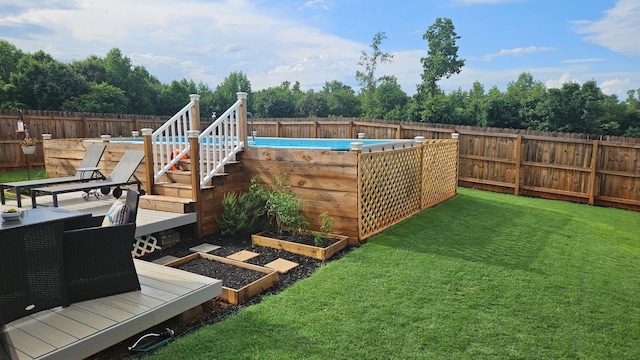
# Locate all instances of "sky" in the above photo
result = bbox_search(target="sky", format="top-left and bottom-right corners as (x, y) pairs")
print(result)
(1, 0), (639, 100)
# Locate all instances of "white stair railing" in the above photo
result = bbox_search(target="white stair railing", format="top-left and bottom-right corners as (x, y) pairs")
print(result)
(151, 96), (196, 182)
(198, 98), (244, 187)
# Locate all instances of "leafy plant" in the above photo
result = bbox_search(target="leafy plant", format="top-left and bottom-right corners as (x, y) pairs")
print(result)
(216, 178), (270, 235)
(217, 174), (310, 236)
(265, 173), (309, 235)
(314, 211), (335, 246)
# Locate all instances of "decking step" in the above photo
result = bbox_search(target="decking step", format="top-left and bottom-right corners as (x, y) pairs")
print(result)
(154, 182), (194, 197)
(139, 194), (196, 213)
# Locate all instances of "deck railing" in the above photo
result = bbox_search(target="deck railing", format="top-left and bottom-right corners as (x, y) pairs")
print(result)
(198, 95), (245, 187)
(143, 92), (247, 189)
(150, 95), (198, 182)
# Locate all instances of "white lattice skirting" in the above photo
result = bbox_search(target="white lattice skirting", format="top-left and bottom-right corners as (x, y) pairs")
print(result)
(132, 235), (162, 258)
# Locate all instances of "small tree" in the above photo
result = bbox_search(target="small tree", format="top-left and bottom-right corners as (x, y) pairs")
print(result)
(265, 173), (309, 235)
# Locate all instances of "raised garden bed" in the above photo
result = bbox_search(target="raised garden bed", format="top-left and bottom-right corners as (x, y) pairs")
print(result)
(165, 252), (278, 304)
(252, 230), (349, 261)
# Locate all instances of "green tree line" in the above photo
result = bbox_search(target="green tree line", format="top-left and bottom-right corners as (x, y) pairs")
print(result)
(1, 17), (639, 137)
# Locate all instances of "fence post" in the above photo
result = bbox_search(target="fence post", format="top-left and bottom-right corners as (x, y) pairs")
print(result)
(588, 140), (599, 205)
(415, 136), (425, 209)
(189, 94), (201, 131)
(514, 133), (522, 196)
(236, 92), (248, 147)
(141, 128), (155, 195)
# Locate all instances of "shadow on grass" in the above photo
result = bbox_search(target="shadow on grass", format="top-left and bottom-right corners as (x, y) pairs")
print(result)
(371, 191), (573, 272)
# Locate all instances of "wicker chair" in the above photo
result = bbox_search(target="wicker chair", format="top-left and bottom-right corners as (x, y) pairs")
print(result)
(0, 222), (69, 324)
(62, 189), (141, 303)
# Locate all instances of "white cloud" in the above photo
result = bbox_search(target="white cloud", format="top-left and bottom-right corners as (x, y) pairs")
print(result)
(454, 0), (523, 4)
(301, 0), (330, 11)
(573, 0), (640, 55)
(545, 73), (580, 89)
(562, 58), (608, 64)
(484, 46), (555, 61)
(600, 78), (631, 97)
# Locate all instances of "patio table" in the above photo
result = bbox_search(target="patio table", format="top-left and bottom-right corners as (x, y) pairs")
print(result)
(0, 207), (91, 324)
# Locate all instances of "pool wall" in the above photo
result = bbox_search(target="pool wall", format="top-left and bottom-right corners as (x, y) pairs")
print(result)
(42, 138), (459, 243)
(239, 146), (361, 241)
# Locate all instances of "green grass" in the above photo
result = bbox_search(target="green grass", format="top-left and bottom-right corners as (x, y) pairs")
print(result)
(149, 188), (640, 359)
(0, 168), (47, 199)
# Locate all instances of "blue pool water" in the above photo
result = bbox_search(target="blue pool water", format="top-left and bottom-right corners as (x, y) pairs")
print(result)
(247, 137), (399, 150)
(112, 136), (404, 150)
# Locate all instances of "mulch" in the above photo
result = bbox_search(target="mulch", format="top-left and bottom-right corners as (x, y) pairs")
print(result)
(88, 232), (355, 359)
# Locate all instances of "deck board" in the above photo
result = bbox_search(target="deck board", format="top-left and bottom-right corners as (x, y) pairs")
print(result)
(5, 260), (222, 360)
(1, 192), (197, 238)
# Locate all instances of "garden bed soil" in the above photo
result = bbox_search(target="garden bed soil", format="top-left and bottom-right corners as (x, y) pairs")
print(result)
(88, 231), (355, 359)
(167, 252), (279, 304)
(252, 230), (349, 260)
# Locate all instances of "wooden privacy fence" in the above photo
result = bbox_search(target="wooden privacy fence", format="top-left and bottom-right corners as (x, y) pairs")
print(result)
(3, 111), (639, 212)
(457, 132), (640, 211)
(253, 118), (640, 212)
(0, 109), (211, 171)
(358, 140), (458, 239)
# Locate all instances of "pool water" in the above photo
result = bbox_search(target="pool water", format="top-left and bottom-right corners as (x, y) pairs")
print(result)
(247, 137), (399, 150)
(112, 136), (406, 150)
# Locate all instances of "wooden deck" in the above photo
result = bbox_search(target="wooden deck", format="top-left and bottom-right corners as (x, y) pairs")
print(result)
(2, 192), (213, 359)
(5, 260), (222, 359)
(1, 192), (197, 238)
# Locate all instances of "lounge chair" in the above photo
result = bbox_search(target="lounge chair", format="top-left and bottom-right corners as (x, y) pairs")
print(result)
(63, 189), (141, 303)
(30, 150), (145, 208)
(0, 143), (107, 207)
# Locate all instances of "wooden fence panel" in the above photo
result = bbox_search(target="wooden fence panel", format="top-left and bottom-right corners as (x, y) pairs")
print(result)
(597, 143), (640, 204)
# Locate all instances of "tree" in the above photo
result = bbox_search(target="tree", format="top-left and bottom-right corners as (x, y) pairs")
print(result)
(322, 80), (360, 117)
(356, 32), (394, 118)
(10, 51), (89, 110)
(418, 18), (465, 98)
(375, 76), (409, 120)
(155, 79), (198, 116)
(209, 71), (252, 118)
(253, 82), (296, 118)
(296, 90), (328, 117)
(62, 82), (128, 113)
(506, 72), (546, 130)
(70, 55), (108, 84)
(0, 41), (24, 108)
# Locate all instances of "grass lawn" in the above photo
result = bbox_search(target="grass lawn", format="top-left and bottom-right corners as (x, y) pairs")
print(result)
(0, 168), (47, 200)
(149, 187), (640, 359)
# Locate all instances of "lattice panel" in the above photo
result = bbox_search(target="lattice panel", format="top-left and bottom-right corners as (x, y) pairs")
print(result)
(132, 234), (162, 258)
(358, 147), (422, 239)
(422, 140), (459, 208)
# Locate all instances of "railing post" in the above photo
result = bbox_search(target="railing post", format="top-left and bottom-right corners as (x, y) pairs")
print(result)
(188, 130), (203, 239)
(141, 128), (155, 195)
(236, 92), (248, 146)
(415, 136), (425, 208)
(189, 94), (201, 131)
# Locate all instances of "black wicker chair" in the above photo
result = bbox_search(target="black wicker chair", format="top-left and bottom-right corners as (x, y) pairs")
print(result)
(63, 222), (141, 303)
(62, 189), (141, 303)
(0, 222), (69, 324)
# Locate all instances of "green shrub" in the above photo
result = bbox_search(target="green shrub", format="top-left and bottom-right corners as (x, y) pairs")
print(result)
(217, 174), (310, 236)
(265, 173), (309, 235)
(216, 179), (270, 235)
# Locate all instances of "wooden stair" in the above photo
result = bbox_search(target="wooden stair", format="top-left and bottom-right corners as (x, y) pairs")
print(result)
(138, 158), (240, 214)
